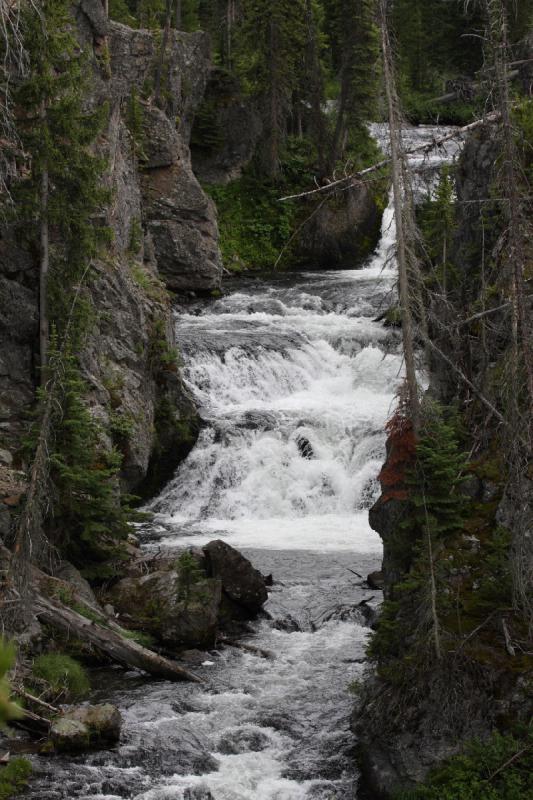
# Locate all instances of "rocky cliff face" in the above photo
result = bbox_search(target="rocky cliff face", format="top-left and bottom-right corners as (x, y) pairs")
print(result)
(0, 1), (223, 505)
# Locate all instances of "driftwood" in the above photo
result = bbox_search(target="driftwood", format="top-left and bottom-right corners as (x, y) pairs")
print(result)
(34, 595), (203, 683)
(14, 685), (59, 715)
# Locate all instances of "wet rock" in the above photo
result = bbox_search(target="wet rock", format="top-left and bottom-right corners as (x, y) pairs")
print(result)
(217, 726), (271, 754)
(108, 569), (222, 649)
(51, 718), (90, 753)
(296, 435), (314, 459)
(203, 540), (268, 615)
(51, 704), (121, 752)
(184, 789), (214, 800)
(367, 571), (384, 591)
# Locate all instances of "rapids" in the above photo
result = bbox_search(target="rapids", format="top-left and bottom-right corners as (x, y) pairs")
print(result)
(27, 125), (462, 800)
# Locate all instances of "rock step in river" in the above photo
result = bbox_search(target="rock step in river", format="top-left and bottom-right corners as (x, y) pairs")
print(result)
(28, 125), (461, 800)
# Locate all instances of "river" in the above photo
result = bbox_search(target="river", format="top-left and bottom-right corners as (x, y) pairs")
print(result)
(28, 125), (461, 800)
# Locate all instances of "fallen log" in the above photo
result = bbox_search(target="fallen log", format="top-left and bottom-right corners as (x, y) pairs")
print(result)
(34, 596), (203, 683)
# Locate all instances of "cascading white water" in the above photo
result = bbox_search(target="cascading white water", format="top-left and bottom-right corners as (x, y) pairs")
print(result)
(28, 126), (463, 800)
(148, 268), (401, 552)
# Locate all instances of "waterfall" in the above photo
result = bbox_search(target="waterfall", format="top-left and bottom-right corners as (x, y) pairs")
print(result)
(28, 125), (463, 800)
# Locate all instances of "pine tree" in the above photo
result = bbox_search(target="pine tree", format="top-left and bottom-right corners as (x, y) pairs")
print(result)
(41, 339), (130, 577)
(236, 0), (306, 177)
(325, 0), (379, 170)
(15, 0), (109, 364)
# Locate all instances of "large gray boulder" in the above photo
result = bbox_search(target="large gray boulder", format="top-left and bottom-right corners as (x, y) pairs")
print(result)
(109, 569), (222, 649)
(202, 540), (268, 615)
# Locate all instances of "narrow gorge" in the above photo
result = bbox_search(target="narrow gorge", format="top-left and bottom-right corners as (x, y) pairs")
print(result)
(0, 2), (531, 800)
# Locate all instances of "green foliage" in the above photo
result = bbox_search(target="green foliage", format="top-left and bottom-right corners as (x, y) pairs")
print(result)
(394, 732), (533, 800)
(206, 174), (296, 270)
(0, 641), (21, 726)
(32, 653), (90, 701)
(369, 402), (468, 667)
(405, 401), (468, 541)
(0, 758), (32, 800)
(33, 339), (131, 575)
(120, 628), (156, 648)
(128, 217), (144, 255)
(14, 0), (110, 343)
(176, 550), (205, 606)
(109, 409), (136, 442)
(149, 317), (180, 371)
(418, 167), (458, 291)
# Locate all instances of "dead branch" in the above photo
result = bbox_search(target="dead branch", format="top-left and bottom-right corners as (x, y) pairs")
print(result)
(279, 112), (502, 202)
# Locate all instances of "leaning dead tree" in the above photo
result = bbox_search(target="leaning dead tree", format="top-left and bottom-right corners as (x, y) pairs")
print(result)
(379, 0), (420, 429)
(481, 0), (533, 628)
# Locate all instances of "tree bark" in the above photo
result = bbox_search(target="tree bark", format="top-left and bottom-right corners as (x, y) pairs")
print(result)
(380, 0), (420, 428)
(39, 104), (49, 383)
(174, 0), (182, 29)
(267, 19), (280, 177)
(35, 595), (204, 683)
(154, 0), (173, 106)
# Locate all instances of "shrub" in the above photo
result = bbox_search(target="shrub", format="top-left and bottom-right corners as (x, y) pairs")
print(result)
(32, 654), (90, 701)
(0, 641), (21, 726)
(0, 758), (32, 800)
(394, 732), (532, 800)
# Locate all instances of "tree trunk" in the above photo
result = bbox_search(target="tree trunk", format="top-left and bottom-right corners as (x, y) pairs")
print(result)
(267, 19), (280, 177)
(305, 0), (326, 177)
(154, 0), (173, 106)
(39, 104), (49, 383)
(35, 595), (204, 683)
(174, 0), (181, 29)
(380, 0), (420, 428)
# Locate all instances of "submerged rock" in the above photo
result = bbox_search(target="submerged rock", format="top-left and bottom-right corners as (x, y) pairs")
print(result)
(51, 704), (121, 752)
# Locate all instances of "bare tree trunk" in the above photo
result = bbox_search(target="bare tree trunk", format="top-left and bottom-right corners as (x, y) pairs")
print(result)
(485, 0), (533, 425)
(483, 0), (533, 629)
(328, 60), (348, 173)
(267, 19), (280, 177)
(380, 0), (420, 428)
(305, 0), (326, 177)
(154, 0), (172, 106)
(174, 0), (181, 29)
(39, 105), (49, 382)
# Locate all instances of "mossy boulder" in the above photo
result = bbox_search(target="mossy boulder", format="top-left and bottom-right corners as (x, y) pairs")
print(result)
(51, 703), (122, 753)
(108, 569), (222, 649)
